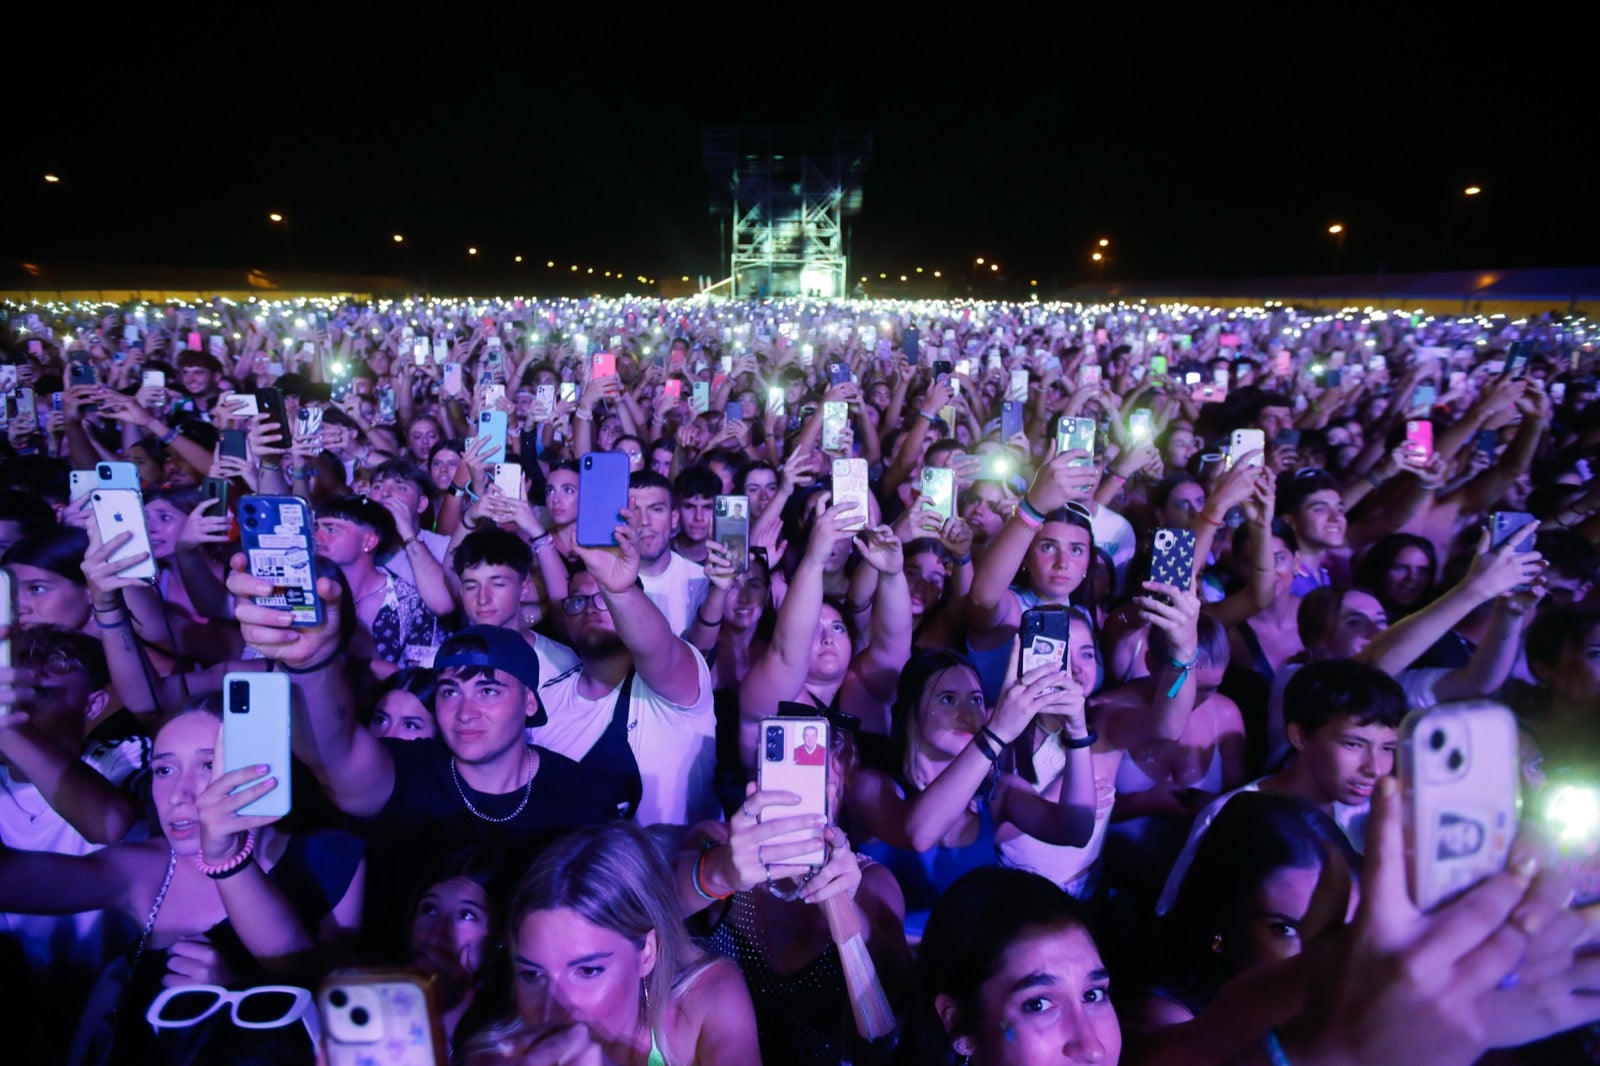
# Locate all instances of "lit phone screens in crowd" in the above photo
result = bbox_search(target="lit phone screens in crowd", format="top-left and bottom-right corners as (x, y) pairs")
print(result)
(714, 495), (750, 573)
(239, 495), (322, 626)
(831, 458), (870, 532)
(758, 717), (830, 869)
(1128, 408), (1154, 442)
(1400, 701), (1519, 911)
(223, 672), (292, 819)
(920, 465), (955, 523)
(827, 361), (851, 386)
(591, 351), (617, 379)
(90, 489), (158, 584)
(576, 451), (630, 547)
(319, 969), (449, 1066)
(1019, 605), (1070, 678)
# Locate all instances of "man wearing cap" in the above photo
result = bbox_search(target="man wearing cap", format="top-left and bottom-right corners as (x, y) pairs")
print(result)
(223, 556), (628, 947)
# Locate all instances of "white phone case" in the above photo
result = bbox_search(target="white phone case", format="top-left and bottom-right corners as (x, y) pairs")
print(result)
(757, 717), (830, 868)
(223, 672), (292, 819)
(89, 489), (157, 583)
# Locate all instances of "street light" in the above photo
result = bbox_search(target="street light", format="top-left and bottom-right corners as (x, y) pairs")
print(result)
(268, 212), (284, 223)
(990, 263), (999, 272)
(392, 234), (404, 243)
(468, 247), (478, 256)
(1098, 238), (1109, 248)
(1092, 252), (1104, 262)
(1464, 185), (1482, 196)
(975, 257), (985, 265)
(43, 174), (60, 184)
(1327, 224), (1344, 235)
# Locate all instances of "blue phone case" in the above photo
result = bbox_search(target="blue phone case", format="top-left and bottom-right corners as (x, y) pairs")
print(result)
(477, 411), (508, 464)
(576, 452), (630, 547)
(239, 495), (323, 627)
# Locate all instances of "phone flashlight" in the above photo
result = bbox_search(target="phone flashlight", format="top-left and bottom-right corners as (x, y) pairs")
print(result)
(1542, 782), (1600, 849)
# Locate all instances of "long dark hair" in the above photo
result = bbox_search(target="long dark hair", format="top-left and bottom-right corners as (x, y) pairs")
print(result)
(1353, 533), (1440, 619)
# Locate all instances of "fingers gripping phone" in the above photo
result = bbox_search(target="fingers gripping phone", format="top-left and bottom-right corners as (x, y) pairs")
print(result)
(1150, 527), (1198, 598)
(758, 717), (831, 869)
(1056, 416), (1096, 467)
(90, 489), (158, 584)
(476, 410), (508, 465)
(832, 458), (870, 533)
(1405, 419), (1435, 464)
(224, 672), (292, 819)
(1400, 701), (1519, 911)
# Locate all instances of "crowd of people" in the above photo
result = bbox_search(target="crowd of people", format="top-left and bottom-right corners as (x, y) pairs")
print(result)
(1, 292), (1598, 1065)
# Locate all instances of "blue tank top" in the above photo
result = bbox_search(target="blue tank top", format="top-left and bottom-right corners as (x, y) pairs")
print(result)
(862, 789), (998, 940)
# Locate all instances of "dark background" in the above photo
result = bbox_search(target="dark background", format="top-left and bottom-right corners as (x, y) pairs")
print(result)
(7, 7), (1592, 291)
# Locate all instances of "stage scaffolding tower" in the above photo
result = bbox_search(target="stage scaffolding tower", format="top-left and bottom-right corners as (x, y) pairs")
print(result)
(702, 127), (871, 300)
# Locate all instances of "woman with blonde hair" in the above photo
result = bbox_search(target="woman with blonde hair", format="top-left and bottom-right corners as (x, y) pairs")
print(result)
(463, 822), (759, 1065)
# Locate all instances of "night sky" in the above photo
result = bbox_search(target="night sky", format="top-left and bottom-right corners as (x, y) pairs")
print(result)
(7, 9), (1593, 291)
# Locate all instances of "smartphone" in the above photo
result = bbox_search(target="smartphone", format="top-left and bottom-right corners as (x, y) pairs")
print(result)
(442, 362), (463, 396)
(0, 571), (12, 715)
(318, 970), (449, 1066)
(827, 361), (851, 386)
(1474, 429), (1497, 459)
(239, 495), (323, 626)
(576, 451), (630, 547)
(713, 495), (750, 573)
(1400, 701), (1519, 911)
(482, 383), (507, 410)
(1488, 511), (1538, 553)
(476, 410), (508, 465)
(1213, 367), (1230, 388)
(1150, 527), (1198, 594)
(1005, 368), (1030, 404)
(90, 489), (158, 584)
(1505, 341), (1533, 378)
(296, 406), (324, 442)
(821, 401), (849, 452)
(492, 461), (523, 501)
(257, 387), (289, 446)
(1019, 605), (1070, 678)
(1078, 365), (1103, 389)
(1150, 354), (1168, 379)
(920, 466), (955, 523)
(1405, 419), (1435, 464)
(69, 470), (97, 501)
(1184, 371), (1202, 387)
(1056, 416), (1096, 467)
(757, 717), (830, 869)
(220, 428), (249, 461)
(692, 381), (710, 414)
(932, 359), (954, 379)
(559, 381), (578, 405)
(221, 391), (259, 417)
(1229, 428), (1266, 468)
(766, 386), (785, 419)
(592, 351), (617, 379)
(1001, 400), (1025, 441)
(831, 457), (870, 532)
(139, 370), (165, 392)
(412, 337), (430, 366)
(1326, 368), (1343, 388)
(376, 386), (397, 425)
(1129, 409), (1154, 442)
(903, 327), (920, 361)
(662, 377), (684, 403)
(69, 360), (98, 388)
(1410, 384), (1437, 412)
(1551, 382), (1567, 405)
(200, 477), (235, 540)
(222, 672), (291, 819)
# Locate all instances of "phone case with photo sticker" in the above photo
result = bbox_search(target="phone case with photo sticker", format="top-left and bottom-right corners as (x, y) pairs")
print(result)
(757, 717), (830, 869)
(1019, 605), (1070, 678)
(1401, 701), (1519, 911)
(318, 969), (449, 1066)
(714, 495), (750, 573)
(239, 495), (322, 626)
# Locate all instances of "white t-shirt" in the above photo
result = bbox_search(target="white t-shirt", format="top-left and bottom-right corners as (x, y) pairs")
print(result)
(1156, 778), (1368, 914)
(379, 528), (451, 594)
(639, 551), (710, 639)
(1089, 504), (1137, 593)
(530, 646), (718, 827)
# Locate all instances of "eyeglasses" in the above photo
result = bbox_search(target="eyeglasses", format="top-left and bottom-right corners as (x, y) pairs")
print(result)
(562, 593), (612, 616)
(147, 984), (319, 1045)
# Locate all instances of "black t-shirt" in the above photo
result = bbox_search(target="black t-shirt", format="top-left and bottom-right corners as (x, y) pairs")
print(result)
(357, 738), (626, 950)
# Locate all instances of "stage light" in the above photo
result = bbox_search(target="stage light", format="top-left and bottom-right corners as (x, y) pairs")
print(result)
(392, 234), (404, 243)
(43, 174), (59, 183)
(1327, 224), (1344, 234)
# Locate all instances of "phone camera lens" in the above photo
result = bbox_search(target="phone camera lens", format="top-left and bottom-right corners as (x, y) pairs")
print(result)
(1429, 729), (1447, 752)
(328, 990), (347, 1008)
(1447, 749), (1465, 773)
(350, 1007), (370, 1027)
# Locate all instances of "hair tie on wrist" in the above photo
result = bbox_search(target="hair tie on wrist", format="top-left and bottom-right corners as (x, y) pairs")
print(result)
(195, 829), (257, 878)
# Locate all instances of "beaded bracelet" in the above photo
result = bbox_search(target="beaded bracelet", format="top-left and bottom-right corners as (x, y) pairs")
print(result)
(195, 829), (257, 879)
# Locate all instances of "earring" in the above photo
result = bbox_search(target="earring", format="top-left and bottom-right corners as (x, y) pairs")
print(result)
(1210, 933), (1224, 954)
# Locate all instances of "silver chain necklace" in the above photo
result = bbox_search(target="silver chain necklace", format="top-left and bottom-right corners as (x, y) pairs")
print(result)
(130, 848), (178, 977)
(450, 750), (533, 823)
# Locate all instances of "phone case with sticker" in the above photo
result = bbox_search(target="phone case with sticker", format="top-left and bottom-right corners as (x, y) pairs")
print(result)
(239, 495), (322, 626)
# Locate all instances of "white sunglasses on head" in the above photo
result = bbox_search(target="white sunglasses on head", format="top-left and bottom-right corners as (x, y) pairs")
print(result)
(147, 983), (320, 1046)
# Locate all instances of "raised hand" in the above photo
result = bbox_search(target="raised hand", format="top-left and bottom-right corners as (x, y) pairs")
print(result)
(224, 555), (343, 669)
